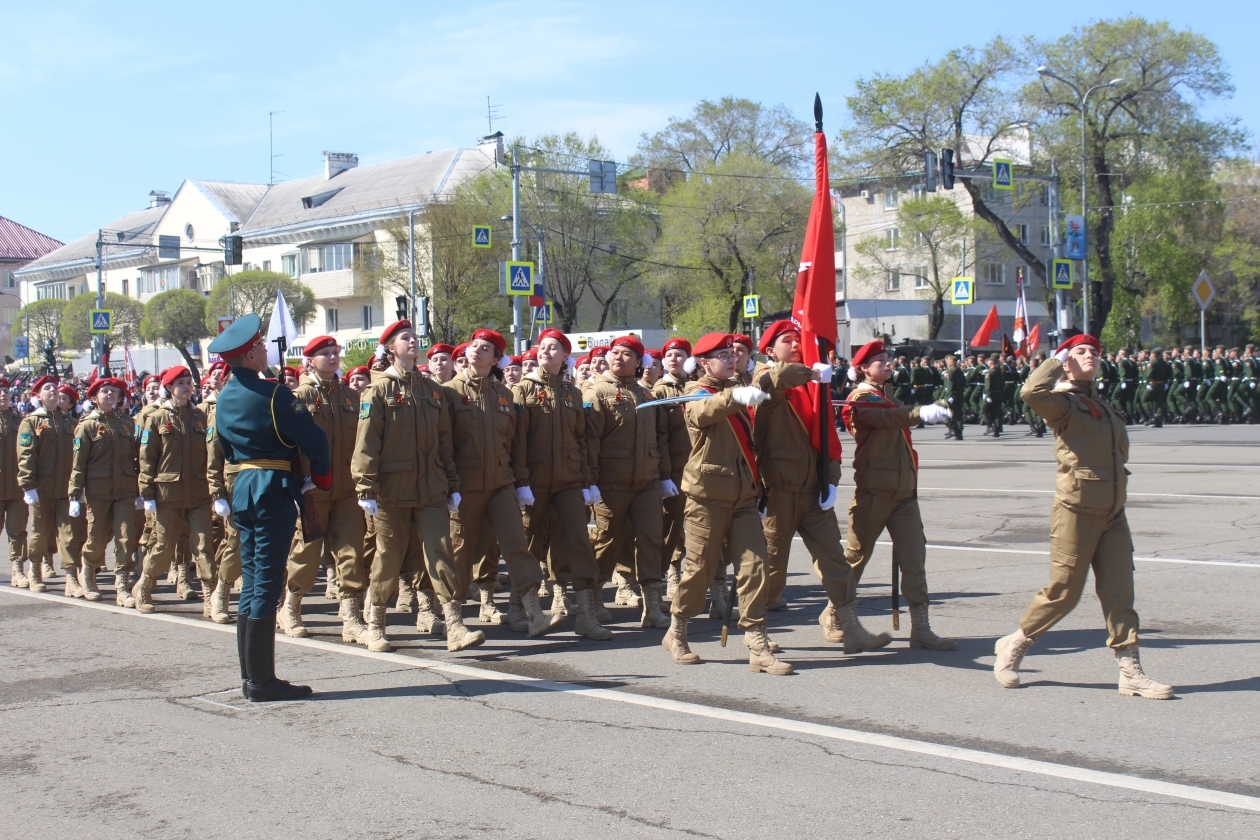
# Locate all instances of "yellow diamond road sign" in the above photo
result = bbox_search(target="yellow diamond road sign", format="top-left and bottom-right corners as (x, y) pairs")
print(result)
(1192, 270), (1215, 311)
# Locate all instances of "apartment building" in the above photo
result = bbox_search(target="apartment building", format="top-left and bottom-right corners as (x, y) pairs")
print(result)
(0, 215), (63, 360)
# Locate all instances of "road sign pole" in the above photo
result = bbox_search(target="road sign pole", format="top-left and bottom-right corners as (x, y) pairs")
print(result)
(511, 145), (523, 353)
(1201, 309), (1206, 354)
(95, 230), (104, 377)
(960, 303), (966, 358)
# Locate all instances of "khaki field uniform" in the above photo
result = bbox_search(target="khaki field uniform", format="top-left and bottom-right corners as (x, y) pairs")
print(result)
(0, 406), (28, 569)
(752, 362), (854, 608)
(671, 375), (768, 629)
(583, 371), (671, 585)
(70, 408), (139, 572)
(653, 373), (691, 574)
(1018, 360), (1138, 648)
(353, 364), (460, 607)
(443, 368), (541, 598)
(17, 406), (84, 574)
(287, 373), (366, 595)
(206, 401), (241, 584)
(842, 383), (931, 607)
(513, 369), (599, 592)
(138, 401), (212, 581)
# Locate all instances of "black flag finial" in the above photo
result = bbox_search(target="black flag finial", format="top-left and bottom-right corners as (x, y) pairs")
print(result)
(814, 93), (823, 132)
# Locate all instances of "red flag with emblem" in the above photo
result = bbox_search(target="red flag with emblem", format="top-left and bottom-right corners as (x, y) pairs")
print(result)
(971, 304), (1000, 348)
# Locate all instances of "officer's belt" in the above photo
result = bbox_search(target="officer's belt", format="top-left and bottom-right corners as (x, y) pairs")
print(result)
(237, 459), (292, 472)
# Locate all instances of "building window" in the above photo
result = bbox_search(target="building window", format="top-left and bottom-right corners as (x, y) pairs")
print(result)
(884, 190), (899, 209)
(361, 305), (379, 330)
(282, 254), (298, 277)
(121, 278), (129, 297)
(37, 283), (67, 300)
(185, 223), (195, 242)
(303, 243), (352, 273)
(262, 260), (272, 272)
(5, 272), (14, 288)
(885, 270), (901, 292)
(984, 262), (1006, 285)
(610, 300), (629, 327)
(1, 308), (13, 326)
(914, 267), (930, 289)
(911, 185), (926, 199)
(884, 228), (900, 251)
(142, 264), (182, 292)
(1039, 186), (1050, 206)
(1040, 225), (1051, 246)
(1012, 224), (1029, 245)
(326, 308), (339, 332)
(982, 184), (998, 202)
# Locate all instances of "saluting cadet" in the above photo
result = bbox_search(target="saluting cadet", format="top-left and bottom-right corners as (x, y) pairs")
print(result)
(653, 337), (692, 601)
(0, 380), (30, 591)
(841, 341), (955, 650)
(996, 334), (1172, 698)
(512, 328), (611, 640)
(69, 378), (139, 607)
(278, 336), (367, 639)
(664, 332), (792, 674)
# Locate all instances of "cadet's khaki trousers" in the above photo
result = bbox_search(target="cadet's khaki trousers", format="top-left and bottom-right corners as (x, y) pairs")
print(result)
(844, 491), (930, 607)
(29, 498), (85, 574)
(662, 491), (686, 570)
(592, 483), (664, 585)
(763, 488), (857, 608)
(523, 486), (600, 592)
(81, 497), (137, 572)
(286, 495), (366, 595)
(452, 485), (541, 599)
(215, 509), (241, 584)
(142, 503), (212, 580)
(672, 498), (767, 629)
(1019, 503), (1138, 648)
(471, 534), (500, 588)
(370, 504), (458, 608)
(0, 498), (27, 567)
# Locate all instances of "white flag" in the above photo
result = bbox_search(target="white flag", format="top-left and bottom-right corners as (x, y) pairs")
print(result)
(266, 288), (298, 367)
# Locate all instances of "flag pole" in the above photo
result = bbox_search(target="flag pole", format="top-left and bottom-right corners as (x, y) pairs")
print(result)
(814, 94), (830, 507)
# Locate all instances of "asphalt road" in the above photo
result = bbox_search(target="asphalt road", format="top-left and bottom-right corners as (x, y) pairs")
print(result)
(2, 422), (1259, 839)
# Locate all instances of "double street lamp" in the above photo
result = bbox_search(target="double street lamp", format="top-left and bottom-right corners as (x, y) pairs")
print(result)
(1036, 65), (1123, 336)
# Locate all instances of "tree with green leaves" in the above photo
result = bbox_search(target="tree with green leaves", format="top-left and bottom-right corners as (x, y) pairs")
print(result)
(60, 291), (143, 352)
(16, 298), (67, 357)
(204, 270), (316, 335)
(141, 290), (209, 381)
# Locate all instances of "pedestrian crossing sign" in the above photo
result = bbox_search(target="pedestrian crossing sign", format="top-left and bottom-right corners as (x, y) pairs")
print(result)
(89, 309), (113, 334)
(993, 159), (1013, 191)
(1052, 258), (1074, 289)
(950, 277), (974, 305)
(743, 295), (760, 319)
(505, 261), (534, 296)
(472, 225), (492, 248)
(534, 303), (552, 324)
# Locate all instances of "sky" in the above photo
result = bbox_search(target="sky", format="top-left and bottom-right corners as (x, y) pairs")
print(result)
(3, 0), (1257, 244)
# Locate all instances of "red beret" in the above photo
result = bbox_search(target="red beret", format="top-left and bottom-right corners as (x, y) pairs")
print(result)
(575, 356), (590, 367)
(758, 320), (799, 355)
(692, 332), (734, 357)
(508, 355), (523, 366)
(303, 335), (339, 357)
(209, 360), (228, 374)
(379, 319), (412, 346)
(31, 375), (59, 393)
(200, 374), (213, 386)
(426, 343), (454, 359)
(851, 340), (888, 369)
(662, 337), (691, 356)
(589, 345), (609, 358)
(58, 384), (80, 401)
(346, 366), (369, 379)
(1054, 334), (1102, 355)
(0, 378), (9, 388)
(143, 375), (160, 388)
(732, 334), (753, 350)
(282, 366), (302, 380)
(453, 342), (470, 359)
(418, 365), (430, 375)
(521, 347), (538, 361)
(160, 366), (192, 388)
(87, 377), (126, 399)
(470, 328), (506, 354)
(643, 348), (662, 360)
(611, 335), (645, 357)
(537, 328), (571, 353)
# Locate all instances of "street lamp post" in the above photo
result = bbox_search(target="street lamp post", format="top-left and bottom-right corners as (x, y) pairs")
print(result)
(1036, 66), (1122, 336)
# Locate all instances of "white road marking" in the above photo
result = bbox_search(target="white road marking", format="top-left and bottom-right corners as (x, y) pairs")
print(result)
(917, 486), (1260, 501)
(190, 695), (243, 712)
(4, 586), (1260, 814)
(793, 537), (1260, 568)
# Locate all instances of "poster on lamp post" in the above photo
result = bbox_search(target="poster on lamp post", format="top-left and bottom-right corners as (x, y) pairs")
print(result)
(1064, 215), (1086, 260)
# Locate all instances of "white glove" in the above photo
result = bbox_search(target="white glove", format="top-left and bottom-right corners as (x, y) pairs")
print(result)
(143, 500), (157, 513)
(1120, 382), (1127, 389)
(135, 495), (144, 510)
(820, 485), (837, 512)
(1054, 348), (1070, 364)
(731, 386), (769, 407)
(448, 492), (461, 513)
(947, 396), (955, 404)
(301, 477), (316, 494)
(68, 500), (82, 518)
(581, 487), (593, 505)
(1184, 381), (1190, 388)
(23, 489), (38, 505)
(1145, 384), (1152, 391)
(516, 486), (535, 507)
(358, 498), (379, 517)
(588, 485), (603, 506)
(213, 498), (231, 518)
(812, 362), (833, 384)
(984, 396), (992, 403)
(919, 404), (952, 425)
(661, 478), (679, 498)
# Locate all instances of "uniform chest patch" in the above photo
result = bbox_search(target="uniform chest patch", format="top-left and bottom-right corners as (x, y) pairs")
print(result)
(537, 390), (547, 404)
(19, 432), (31, 446)
(359, 401), (371, 420)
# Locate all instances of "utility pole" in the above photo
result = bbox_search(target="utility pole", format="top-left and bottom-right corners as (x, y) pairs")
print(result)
(1049, 161), (1067, 337)
(408, 208), (416, 325)
(530, 224), (544, 344)
(959, 237), (968, 359)
(269, 110), (285, 186)
(95, 230), (105, 376)
(511, 144), (523, 352)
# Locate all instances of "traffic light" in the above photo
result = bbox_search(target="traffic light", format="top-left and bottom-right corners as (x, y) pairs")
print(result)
(940, 148), (955, 190)
(924, 150), (938, 192)
(395, 295), (409, 320)
(224, 235), (243, 265)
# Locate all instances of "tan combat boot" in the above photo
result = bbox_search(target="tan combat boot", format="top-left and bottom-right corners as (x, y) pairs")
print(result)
(78, 566), (101, 601)
(1116, 643), (1174, 700)
(908, 603), (955, 650)
(640, 581), (671, 629)
(278, 590), (308, 638)
(363, 603), (392, 652)
(414, 589), (445, 635)
(323, 565), (339, 600)
(745, 625), (794, 676)
(665, 562), (680, 602)
(165, 564), (178, 585)
(594, 583), (613, 623)
(394, 576), (416, 613)
(175, 564), (195, 600)
(28, 561), (47, 593)
(818, 604), (843, 644)
(993, 628), (1034, 688)
(443, 600), (486, 652)
(64, 567), (85, 599)
(42, 558), (58, 579)
(522, 589), (564, 637)
(10, 560), (28, 589)
(114, 571), (136, 608)
(836, 602), (893, 654)
(200, 579), (215, 618)
(339, 594), (369, 645)
(537, 579), (550, 598)
(612, 571), (641, 607)
(209, 578), (231, 624)
(478, 584), (504, 625)
(506, 590), (529, 633)
(132, 573), (156, 614)
(707, 578), (728, 620)
(549, 582), (573, 616)
(574, 587), (612, 641)
(662, 614), (700, 665)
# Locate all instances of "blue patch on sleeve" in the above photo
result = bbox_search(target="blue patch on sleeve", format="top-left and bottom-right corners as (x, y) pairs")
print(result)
(141, 429), (150, 444)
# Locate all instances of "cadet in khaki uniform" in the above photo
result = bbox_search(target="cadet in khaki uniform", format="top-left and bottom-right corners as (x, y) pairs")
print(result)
(583, 335), (676, 628)
(353, 319), (476, 651)
(206, 371), (241, 624)
(653, 337), (693, 601)
(69, 378), (139, 607)
(663, 332), (792, 674)
(840, 341), (955, 650)
(0, 379), (31, 590)
(132, 366), (213, 614)
(512, 327), (611, 640)
(277, 336), (367, 639)
(994, 334), (1173, 698)
(18, 375), (86, 597)
(753, 321), (891, 652)
(444, 328), (563, 638)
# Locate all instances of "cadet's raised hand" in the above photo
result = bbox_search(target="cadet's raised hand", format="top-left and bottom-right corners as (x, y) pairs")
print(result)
(919, 404), (952, 425)
(811, 362), (833, 384)
(731, 386), (769, 407)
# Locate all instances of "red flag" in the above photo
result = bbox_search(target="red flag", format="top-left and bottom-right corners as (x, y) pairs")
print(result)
(970, 305), (1000, 348)
(1026, 323), (1041, 355)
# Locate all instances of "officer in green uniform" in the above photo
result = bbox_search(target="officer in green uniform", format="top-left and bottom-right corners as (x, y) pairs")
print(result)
(1243, 345), (1259, 422)
(1167, 349), (1186, 423)
(942, 355), (966, 440)
(1147, 349), (1170, 427)
(207, 315), (332, 703)
(1115, 349), (1138, 422)
(982, 357), (1005, 437)
(964, 356), (984, 423)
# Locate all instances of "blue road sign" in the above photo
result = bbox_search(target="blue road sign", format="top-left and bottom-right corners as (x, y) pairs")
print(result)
(506, 261), (534, 296)
(14, 336), (28, 359)
(472, 225), (492, 248)
(534, 303), (552, 324)
(950, 276), (974, 305)
(89, 309), (113, 334)
(1052, 258), (1074, 289)
(993, 159), (1013, 190)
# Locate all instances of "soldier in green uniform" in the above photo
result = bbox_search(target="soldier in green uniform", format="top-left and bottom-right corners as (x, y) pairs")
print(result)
(1023, 356), (1048, 436)
(892, 356), (913, 405)
(207, 315), (332, 702)
(1205, 347), (1230, 423)
(1226, 348), (1246, 422)
(942, 355), (966, 440)
(1147, 349), (1170, 428)
(964, 356), (984, 424)
(1166, 349), (1186, 424)
(1243, 345), (1259, 422)
(982, 357), (1005, 437)
(1115, 349), (1138, 423)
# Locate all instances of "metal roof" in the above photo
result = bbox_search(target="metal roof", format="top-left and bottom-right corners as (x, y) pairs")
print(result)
(192, 180), (269, 223)
(0, 216), (64, 262)
(15, 205), (167, 283)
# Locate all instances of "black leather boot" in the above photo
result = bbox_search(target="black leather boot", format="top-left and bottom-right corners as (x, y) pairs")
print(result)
(244, 617), (313, 702)
(237, 613), (249, 699)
